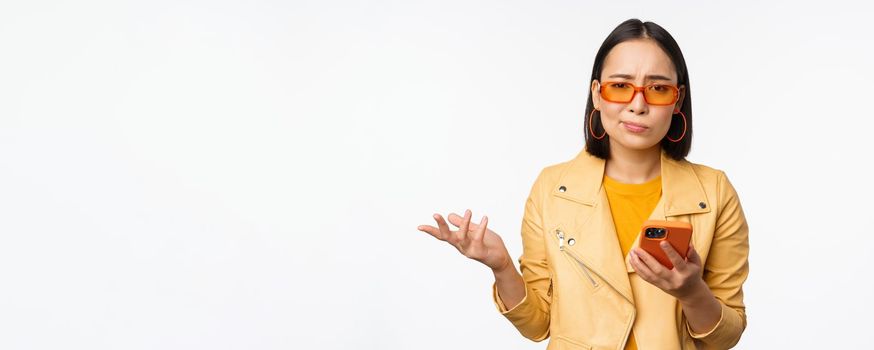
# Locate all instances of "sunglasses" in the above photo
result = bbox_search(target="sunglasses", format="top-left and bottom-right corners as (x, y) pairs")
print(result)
(598, 81), (680, 106)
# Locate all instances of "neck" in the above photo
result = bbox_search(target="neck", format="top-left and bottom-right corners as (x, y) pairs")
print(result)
(604, 143), (661, 184)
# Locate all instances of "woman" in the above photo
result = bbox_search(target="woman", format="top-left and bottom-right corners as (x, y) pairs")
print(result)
(417, 18), (749, 350)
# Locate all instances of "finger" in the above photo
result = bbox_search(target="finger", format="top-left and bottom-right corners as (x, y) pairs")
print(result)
(447, 212), (463, 226)
(634, 247), (670, 278)
(456, 209), (472, 243)
(630, 250), (656, 281)
(433, 214), (453, 242)
(416, 224), (442, 240)
(470, 215), (488, 242)
(686, 244), (702, 266)
(448, 211), (480, 231)
(660, 241), (687, 270)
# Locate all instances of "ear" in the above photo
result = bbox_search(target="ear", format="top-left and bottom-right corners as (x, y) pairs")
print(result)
(674, 85), (686, 113)
(591, 80), (601, 110)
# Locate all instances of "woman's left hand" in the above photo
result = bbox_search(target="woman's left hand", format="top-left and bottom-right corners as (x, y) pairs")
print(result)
(629, 242), (707, 301)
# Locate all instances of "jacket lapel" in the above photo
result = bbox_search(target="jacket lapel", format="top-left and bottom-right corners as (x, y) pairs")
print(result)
(551, 148), (712, 303)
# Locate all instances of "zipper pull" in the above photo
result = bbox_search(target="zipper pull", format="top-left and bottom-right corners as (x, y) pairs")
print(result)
(556, 229), (565, 250)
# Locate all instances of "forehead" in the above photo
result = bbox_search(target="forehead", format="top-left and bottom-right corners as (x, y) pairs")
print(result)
(601, 39), (677, 82)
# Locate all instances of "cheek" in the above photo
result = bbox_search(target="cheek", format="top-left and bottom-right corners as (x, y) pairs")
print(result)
(653, 112), (675, 132)
(598, 106), (624, 125)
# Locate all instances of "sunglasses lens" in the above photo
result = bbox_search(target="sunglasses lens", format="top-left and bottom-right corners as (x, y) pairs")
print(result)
(601, 82), (634, 102)
(600, 82), (678, 105)
(644, 85), (677, 105)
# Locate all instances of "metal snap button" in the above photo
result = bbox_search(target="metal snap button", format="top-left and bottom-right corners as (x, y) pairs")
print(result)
(699, 202), (706, 209)
(568, 238), (575, 246)
(558, 186), (567, 192)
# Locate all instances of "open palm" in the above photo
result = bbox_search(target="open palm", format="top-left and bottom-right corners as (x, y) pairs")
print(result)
(417, 209), (511, 272)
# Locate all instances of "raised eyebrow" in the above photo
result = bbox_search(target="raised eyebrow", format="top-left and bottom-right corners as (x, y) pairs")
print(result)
(607, 73), (674, 82)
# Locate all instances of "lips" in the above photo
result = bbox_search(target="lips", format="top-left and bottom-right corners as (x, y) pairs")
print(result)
(621, 121), (649, 129)
(621, 121), (648, 133)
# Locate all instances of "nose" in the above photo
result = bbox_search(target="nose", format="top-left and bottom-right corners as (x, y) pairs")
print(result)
(628, 88), (648, 114)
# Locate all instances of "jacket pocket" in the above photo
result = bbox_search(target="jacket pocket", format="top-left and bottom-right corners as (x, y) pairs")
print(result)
(550, 335), (593, 350)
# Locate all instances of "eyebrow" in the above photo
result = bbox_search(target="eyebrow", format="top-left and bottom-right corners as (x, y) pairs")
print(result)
(607, 73), (673, 81)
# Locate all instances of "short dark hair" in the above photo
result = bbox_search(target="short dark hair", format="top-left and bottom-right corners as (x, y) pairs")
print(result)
(584, 18), (692, 161)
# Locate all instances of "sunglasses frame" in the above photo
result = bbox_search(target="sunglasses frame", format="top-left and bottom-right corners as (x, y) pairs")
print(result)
(598, 81), (680, 106)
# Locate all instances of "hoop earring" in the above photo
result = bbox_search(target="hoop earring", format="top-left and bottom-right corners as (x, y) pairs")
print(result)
(666, 111), (687, 143)
(588, 109), (606, 140)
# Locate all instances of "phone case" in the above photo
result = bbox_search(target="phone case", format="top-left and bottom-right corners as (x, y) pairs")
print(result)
(638, 220), (693, 269)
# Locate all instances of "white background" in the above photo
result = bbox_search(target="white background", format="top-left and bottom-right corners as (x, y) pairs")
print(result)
(1, 1), (872, 349)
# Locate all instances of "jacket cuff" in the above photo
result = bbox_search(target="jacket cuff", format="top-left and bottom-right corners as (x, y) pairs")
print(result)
(492, 280), (528, 314)
(492, 281), (551, 342)
(685, 301), (745, 346)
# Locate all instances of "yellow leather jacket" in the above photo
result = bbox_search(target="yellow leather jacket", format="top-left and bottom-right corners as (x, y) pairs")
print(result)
(492, 148), (749, 349)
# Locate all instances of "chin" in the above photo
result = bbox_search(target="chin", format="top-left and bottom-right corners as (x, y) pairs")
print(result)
(613, 137), (660, 151)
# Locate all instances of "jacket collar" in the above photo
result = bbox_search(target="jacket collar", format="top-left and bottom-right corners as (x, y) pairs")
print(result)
(553, 147), (710, 216)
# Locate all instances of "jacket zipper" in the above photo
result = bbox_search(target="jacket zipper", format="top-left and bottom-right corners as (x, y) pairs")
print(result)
(555, 228), (637, 349)
(555, 229), (598, 288)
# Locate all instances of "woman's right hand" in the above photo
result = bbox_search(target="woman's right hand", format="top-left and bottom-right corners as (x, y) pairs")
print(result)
(416, 209), (513, 273)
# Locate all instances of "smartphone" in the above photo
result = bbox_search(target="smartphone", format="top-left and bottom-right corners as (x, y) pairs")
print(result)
(638, 220), (693, 269)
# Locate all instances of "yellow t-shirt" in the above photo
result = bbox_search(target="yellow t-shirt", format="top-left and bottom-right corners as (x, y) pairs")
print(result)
(603, 174), (662, 350)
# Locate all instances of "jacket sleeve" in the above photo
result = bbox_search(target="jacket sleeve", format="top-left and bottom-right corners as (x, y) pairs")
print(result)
(491, 169), (552, 342)
(685, 170), (750, 349)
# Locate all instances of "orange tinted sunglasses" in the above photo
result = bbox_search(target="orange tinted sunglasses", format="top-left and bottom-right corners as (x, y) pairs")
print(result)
(598, 81), (680, 106)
